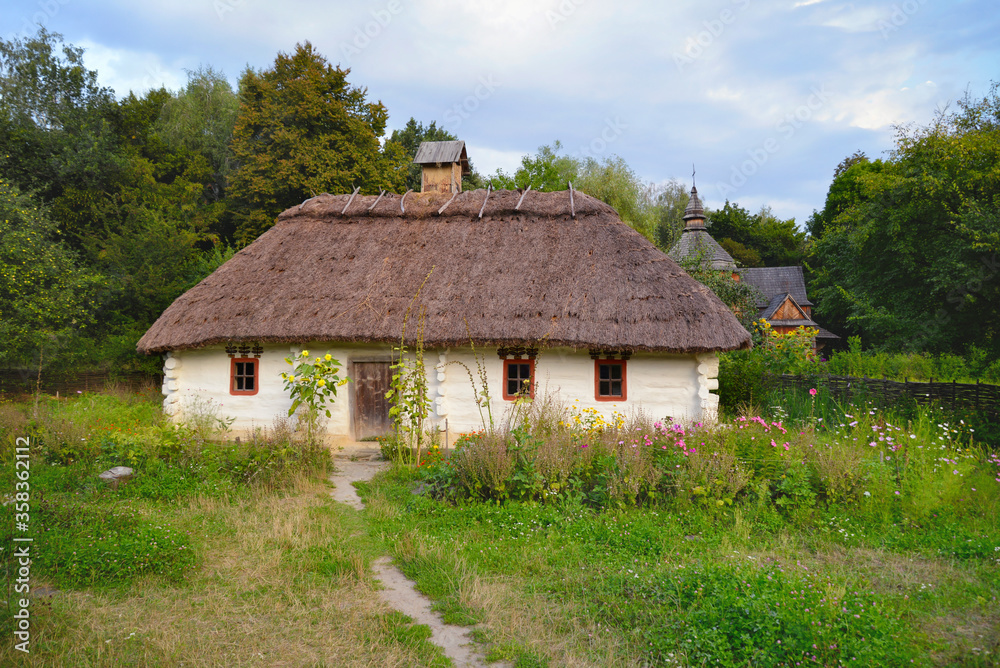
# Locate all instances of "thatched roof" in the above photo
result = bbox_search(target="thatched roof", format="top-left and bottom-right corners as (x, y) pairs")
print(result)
(137, 189), (750, 355)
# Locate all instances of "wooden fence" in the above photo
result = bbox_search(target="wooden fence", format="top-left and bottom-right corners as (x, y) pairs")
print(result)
(773, 373), (1000, 416)
(0, 370), (162, 398)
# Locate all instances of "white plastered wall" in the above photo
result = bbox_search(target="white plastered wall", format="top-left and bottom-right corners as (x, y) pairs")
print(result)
(161, 344), (722, 441)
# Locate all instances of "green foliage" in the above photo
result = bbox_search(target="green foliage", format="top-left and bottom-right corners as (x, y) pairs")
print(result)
(506, 140), (580, 192)
(707, 200), (807, 267)
(385, 272), (438, 463)
(487, 142), (674, 245)
(809, 83), (1000, 354)
(0, 28), (240, 375)
(281, 349), (348, 444)
(575, 155), (660, 242)
(653, 178), (689, 251)
(156, 66), (239, 200)
(718, 320), (818, 411)
(228, 41), (407, 244)
(0, 178), (104, 366)
(0, 27), (118, 201)
(679, 255), (763, 332)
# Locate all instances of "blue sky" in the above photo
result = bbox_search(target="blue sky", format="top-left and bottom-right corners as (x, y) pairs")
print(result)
(3, 0), (998, 224)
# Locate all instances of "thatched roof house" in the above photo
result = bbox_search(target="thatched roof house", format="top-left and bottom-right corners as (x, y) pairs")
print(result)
(139, 188), (748, 356)
(141, 144), (749, 441)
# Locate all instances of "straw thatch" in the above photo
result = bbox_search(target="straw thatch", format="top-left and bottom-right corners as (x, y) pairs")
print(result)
(137, 189), (751, 355)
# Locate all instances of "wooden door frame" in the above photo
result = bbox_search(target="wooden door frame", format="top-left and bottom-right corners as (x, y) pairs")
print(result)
(349, 357), (393, 441)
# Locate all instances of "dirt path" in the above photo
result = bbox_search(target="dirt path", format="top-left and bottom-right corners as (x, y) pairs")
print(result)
(330, 458), (493, 668)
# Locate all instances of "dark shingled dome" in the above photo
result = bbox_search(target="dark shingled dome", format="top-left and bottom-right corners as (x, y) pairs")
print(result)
(137, 189), (751, 355)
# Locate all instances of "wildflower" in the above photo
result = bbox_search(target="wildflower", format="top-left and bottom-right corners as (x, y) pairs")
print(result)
(809, 388), (817, 396)
(894, 491), (900, 495)
(301, 350), (309, 357)
(324, 353), (332, 361)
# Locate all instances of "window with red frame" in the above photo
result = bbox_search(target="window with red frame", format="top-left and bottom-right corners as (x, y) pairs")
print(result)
(231, 358), (259, 395)
(595, 359), (626, 400)
(503, 359), (535, 400)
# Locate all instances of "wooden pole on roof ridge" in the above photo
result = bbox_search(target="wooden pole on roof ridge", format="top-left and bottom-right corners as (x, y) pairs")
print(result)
(479, 184), (492, 219)
(515, 185), (532, 211)
(341, 186), (361, 214)
(400, 189), (412, 213)
(568, 182), (576, 218)
(367, 189), (385, 211)
(437, 190), (459, 215)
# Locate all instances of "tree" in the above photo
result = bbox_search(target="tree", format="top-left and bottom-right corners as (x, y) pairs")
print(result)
(157, 66), (239, 203)
(808, 83), (1000, 354)
(228, 42), (407, 244)
(576, 156), (659, 242)
(707, 201), (806, 267)
(678, 253), (762, 333)
(806, 155), (885, 240)
(0, 27), (121, 241)
(0, 178), (103, 368)
(487, 142), (674, 244)
(653, 178), (689, 251)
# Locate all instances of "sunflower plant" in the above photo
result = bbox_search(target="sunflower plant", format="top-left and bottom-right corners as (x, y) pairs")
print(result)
(281, 350), (348, 444)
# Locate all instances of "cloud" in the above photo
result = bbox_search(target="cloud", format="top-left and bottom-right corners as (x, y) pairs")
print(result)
(465, 144), (525, 177)
(818, 4), (886, 32)
(77, 40), (187, 96)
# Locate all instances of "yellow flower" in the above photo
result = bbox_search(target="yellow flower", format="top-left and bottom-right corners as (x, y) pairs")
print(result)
(317, 379), (326, 387)
(289, 375), (296, 382)
(324, 353), (332, 361)
(301, 350), (309, 357)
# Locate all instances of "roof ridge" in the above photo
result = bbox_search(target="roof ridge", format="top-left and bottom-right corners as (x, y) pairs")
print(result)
(278, 188), (620, 221)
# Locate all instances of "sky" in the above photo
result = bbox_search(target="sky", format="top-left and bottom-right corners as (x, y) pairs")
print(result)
(3, 0), (998, 225)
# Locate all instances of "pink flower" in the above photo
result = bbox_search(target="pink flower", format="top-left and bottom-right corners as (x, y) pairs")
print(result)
(809, 388), (817, 396)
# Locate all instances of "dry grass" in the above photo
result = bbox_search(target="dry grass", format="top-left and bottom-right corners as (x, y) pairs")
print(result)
(5, 479), (443, 667)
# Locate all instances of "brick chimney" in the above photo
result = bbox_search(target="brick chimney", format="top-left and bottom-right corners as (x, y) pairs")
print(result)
(413, 140), (470, 193)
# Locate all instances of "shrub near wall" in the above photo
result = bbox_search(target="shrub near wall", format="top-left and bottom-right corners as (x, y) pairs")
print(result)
(718, 320), (816, 413)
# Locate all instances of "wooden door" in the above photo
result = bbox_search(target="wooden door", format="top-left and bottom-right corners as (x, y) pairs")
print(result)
(353, 362), (392, 440)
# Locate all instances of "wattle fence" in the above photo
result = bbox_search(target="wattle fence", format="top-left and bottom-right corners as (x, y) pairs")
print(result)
(773, 373), (1000, 416)
(0, 370), (161, 398)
